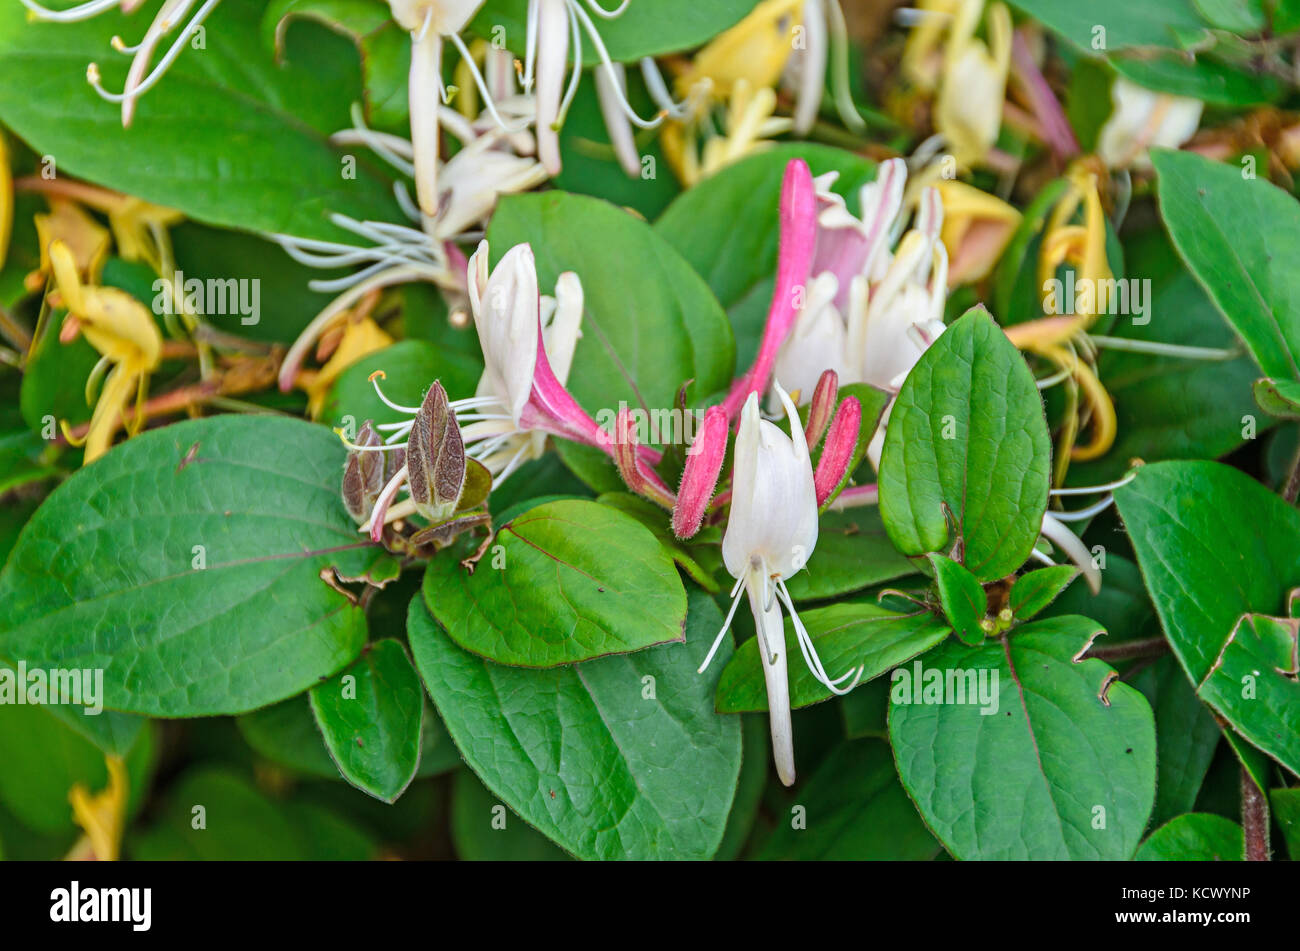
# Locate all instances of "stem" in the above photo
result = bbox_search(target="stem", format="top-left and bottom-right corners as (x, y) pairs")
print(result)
(1242, 770), (1271, 861)
(1283, 439), (1300, 504)
(1084, 635), (1169, 663)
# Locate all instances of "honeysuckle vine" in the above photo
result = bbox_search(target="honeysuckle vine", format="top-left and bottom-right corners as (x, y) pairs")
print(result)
(3, 0), (1298, 866)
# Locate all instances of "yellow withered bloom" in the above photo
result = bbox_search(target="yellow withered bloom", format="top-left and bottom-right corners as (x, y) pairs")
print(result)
(676, 0), (802, 99)
(35, 200), (111, 286)
(931, 179), (1021, 284)
(24, 178), (181, 273)
(0, 134), (11, 272)
(662, 0), (800, 184)
(66, 755), (128, 862)
(49, 239), (161, 463)
(903, 0), (1011, 169)
(297, 314), (394, 419)
(1004, 166), (1117, 464)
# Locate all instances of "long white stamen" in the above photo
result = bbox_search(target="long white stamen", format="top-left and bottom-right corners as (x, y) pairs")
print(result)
(20, 0), (124, 22)
(1085, 335), (1239, 361)
(1049, 471), (1137, 496)
(88, 0), (215, 122)
(566, 0), (664, 128)
(639, 57), (687, 118)
(369, 374), (422, 414)
(584, 0), (630, 17)
(698, 575), (748, 674)
(778, 581), (863, 695)
(448, 32), (532, 133)
(1050, 495), (1115, 522)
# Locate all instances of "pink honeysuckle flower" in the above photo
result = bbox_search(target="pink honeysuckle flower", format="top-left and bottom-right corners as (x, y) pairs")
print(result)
(802, 368), (839, 448)
(612, 407), (676, 509)
(700, 384), (864, 786)
(671, 405), (728, 539)
(722, 158), (818, 419)
(809, 157), (907, 309)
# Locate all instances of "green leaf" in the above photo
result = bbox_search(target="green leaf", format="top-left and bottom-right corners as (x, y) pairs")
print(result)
(1111, 53), (1282, 106)
(487, 190), (734, 415)
(128, 767), (376, 860)
(597, 491), (719, 592)
(929, 554), (988, 645)
(1008, 0), (1206, 50)
(450, 769), (570, 861)
(1196, 610), (1300, 777)
(1132, 656), (1222, 826)
(879, 306), (1051, 581)
(0, 701), (154, 834)
(1254, 377), (1300, 420)
(783, 507), (917, 600)
(1114, 460), (1300, 682)
(1135, 813), (1244, 860)
(309, 639), (424, 803)
(656, 144), (876, 372)
(1270, 788), (1300, 860)
(262, 0), (411, 129)
(472, 0), (759, 63)
(890, 617), (1156, 859)
(409, 588), (743, 860)
(714, 715), (768, 861)
(0, 0), (400, 239)
(755, 739), (942, 860)
(0, 416), (376, 716)
(421, 498), (686, 667)
(1009, 565), (1078, 620)
(716, 603), (951, 713)
(1152, 148), (1300, 381)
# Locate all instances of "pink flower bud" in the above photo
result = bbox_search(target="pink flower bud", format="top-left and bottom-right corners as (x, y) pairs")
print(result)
(814, 396), (862, 507)
(804, 369), (839, 449)
(672, 406), (727, 539)
(613, 408), (676, 509)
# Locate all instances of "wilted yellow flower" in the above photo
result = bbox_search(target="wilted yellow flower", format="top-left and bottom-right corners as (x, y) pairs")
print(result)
(49, 238), (161, 463)
(297, 315), (394, 418)
(66, 755), (128, 862)
(932, 179), (1021, 284)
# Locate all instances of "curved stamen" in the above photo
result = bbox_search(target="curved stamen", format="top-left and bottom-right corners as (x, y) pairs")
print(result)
(368, 371), (423, 414)
(639, 57), (688, 118)
(20, 0), (123, 23)
(1049, 471), (1137, 496)
(447, 31), (533, 133)
(1050, 494), (1115, 522)
(88, 0), (218, 109)
(778, 580), (863, 694)
(584, 0), (630, 17)
(566, 0), (665, 129)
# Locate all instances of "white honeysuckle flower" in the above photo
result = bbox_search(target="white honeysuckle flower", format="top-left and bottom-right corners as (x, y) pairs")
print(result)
(700, 384), (863, 787)
(21, 0), (221, 127)
(771, 271), (849, 408)
(1096, 77), (1204, 170)
(782, 0), (864, 136)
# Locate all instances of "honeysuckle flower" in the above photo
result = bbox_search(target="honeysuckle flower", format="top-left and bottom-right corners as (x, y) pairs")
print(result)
(783, 0), (864, 136)
(671, 404), (728, 539)
(18, 176), (182, 272)
(802, 367), (839, 448)
(387, 0), (489, 217)
(1096, 77), (1204, 170)
(700, 385), (863, 786)
(355, 240), (631, 538)
(932, 178), (1020, 285)
(1003, 164), (1117, 462)
(1033, 473), (1137, 594)
(298, 313), (395, 418)
(65, 755), (128, 861)
(0, 134), (11, 272)
(34, 200), (111, 287)
(18, 0), (222, 127)
(661, 0), (799, 184)
(901, 0), (1011, 169)
(48, 238), (162, 463)
(612, 406), (677, 508)
(812, 392), (861, 507)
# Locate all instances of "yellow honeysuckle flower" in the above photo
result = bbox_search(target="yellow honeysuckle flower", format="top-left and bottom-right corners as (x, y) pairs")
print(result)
(35, 199), (111, 285)
(900, 0), (961, 94)
(23, 177), (182, 272)
(934, 0), (1011, 169)
(66, 755), (128, 862)
(49, 238), (161, 463)
(676, 0), (802, 100)
(931, 178), (1021, 284)
(0, 134), (11, 273)
(663, 78), (792, 185)
(297, 315), (394, 418)
(1004, 165), (1117, 462)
